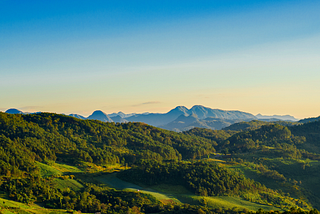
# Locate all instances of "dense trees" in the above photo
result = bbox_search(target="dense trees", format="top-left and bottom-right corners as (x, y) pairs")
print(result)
(1, 112), (320, 213)
(0, 112), (217, 212)
(119, 161), (310, 210)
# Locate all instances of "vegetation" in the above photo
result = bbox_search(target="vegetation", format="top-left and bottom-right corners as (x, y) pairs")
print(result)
(1, 112), (320, 213)
(119, 161), (311, 210)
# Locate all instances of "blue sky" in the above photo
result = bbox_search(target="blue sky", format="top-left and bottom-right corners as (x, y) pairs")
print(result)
(1, 0), (320, 118)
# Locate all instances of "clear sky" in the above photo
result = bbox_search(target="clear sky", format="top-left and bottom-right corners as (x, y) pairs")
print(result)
(1, 0), (320, 118)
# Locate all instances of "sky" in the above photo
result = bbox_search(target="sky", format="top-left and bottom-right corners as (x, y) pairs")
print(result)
(1, 0), (320, 118)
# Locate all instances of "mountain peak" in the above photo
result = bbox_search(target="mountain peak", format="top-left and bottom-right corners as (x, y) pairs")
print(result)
(168, 106), (189, 115)
(69, 114), (86, 120)
(87, 110), (113, 122)
(5, 108), (24, 114)
(191, 105), (205, 108)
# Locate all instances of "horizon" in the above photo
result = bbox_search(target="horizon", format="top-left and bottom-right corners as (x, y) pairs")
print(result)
(1, 1), (320, 119)
(0, 105), (308, 120)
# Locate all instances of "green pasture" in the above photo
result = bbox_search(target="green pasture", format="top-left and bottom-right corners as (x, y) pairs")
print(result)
(192, 196), (280, 211)
(53, 178), (84, 192)
(95, 173), (282, 211)
(0, 198), (69, 214)
(37, 162), (62, 177)
(37, 161), (82, 178)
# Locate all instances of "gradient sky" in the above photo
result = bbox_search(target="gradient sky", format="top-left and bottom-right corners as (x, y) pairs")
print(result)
(1, 0), (320, 118)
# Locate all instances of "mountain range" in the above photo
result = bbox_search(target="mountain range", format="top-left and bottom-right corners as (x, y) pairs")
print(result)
(255, 113), (299, 121)
(3, 105), (305, 132)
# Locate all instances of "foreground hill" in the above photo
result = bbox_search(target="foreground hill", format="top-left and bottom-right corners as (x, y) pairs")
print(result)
(1, 112), (320, 213)
(187, 122), (320, 209)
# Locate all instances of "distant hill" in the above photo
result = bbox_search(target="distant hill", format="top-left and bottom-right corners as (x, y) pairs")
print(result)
(87, 110), (113, 122)
(5, 108), (24, 114)
(4, 106), (257, 129)
(256, 113), (298, 121)
(298, 116), (320, 123)
(108, 111), (137, 118)
(126, 105), (256, 128)
(125, 106), (189, 126)
(68, 113), (86, 120)
(223, 120), (298, 131)
(110, 115), (128, 123)
(290, 119), (320, 153)
(189, 105), (256, 120)
(159, 114), (241, 132)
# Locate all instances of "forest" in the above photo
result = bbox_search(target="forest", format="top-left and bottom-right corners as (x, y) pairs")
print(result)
(0, 112), (320, 213)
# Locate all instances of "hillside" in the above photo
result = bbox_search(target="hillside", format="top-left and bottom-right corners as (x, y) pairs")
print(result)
(0, 112), (320, 213)
(223, 120), (298, 131)
(188, 123), (320, 209)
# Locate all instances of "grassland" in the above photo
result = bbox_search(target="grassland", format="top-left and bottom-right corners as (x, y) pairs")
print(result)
(53, 178), (84, 191)
(225, 153), (320, 210)
(94, 173), (282, 211)
(0, 197), (71, 214)
(192, 196), (280, 211)
(37, 161), (83, 178)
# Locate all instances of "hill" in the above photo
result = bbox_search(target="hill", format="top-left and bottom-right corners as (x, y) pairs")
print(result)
(223, 120), (298, 131)
(160, 114), (241, 132)
(87, 110), (114, 122)
(1, 106), (258, 131)
(5, 108), (24, 114)
(127, 105), (256, 129)
(1, 112), (320, 213)
(298, 116), (320, 124)
(109, 115), (128, 123)
(256, 114), (299, 122)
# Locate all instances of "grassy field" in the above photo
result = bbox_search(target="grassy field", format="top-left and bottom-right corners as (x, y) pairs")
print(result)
(226, 154), (320, 209)
(193, 196), (280, 211)
(37, 162), (63, 177)
(37, 161), (83, 178)
(53, 178), (84, 191)
(94, 173), (282, 211)
(0, 197), (71, 214)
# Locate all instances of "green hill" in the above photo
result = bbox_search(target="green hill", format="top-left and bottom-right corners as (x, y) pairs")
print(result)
(1, 112), (320, 213)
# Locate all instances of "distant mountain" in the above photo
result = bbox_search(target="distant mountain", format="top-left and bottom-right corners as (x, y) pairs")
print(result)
(87, 110), (113, 122)
(69, 114), (86, 120)
(256, 114), (298, 122)
(83, 105), (256, 128)
(223, 120), (297, 131)
(110, 115), (128, 123)
(188, 105), (256, 120)
(126, 106), (189, 126)
(201, 117), (242, 130)
(159, 114), (199, 132)
(108, 111), (136, 118)
(3, 105), (259, 129)
(5, 108), (24, 114)
(159, 114), (243, 132)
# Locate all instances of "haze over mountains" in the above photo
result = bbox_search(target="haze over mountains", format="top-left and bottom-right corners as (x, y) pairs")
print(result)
(255, 113), (299, 122)
(4, 105), (307, 132)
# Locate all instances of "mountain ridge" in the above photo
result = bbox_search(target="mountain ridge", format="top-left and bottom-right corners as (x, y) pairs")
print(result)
(256, 113), (298, 121)
(3, 106), (304, 132)
(87, 110), (113, 122)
